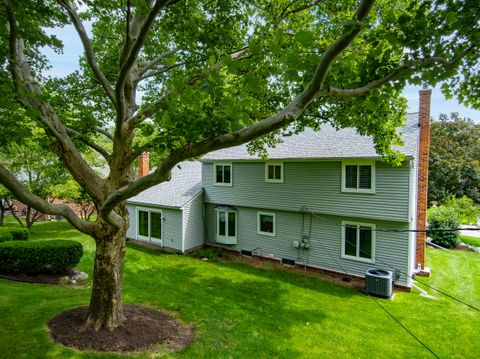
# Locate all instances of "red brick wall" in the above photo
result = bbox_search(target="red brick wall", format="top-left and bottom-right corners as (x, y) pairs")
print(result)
(415, 87), (432, 269)
(138, 152), (150, 178)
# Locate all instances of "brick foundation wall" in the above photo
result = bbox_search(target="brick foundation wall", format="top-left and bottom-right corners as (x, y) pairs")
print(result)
(415, 87), (432, 269)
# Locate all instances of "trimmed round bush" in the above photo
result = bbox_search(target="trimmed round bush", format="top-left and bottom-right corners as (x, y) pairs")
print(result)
(428, 206), (460, 248)
(0, 240), (83, 274)
(8, 228), (29, 241)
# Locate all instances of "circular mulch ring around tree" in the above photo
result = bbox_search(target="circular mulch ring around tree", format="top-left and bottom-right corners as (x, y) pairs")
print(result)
(47, 304), (195, 353)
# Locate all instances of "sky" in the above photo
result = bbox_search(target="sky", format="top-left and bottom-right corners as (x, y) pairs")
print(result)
(42, 24), (480, 123)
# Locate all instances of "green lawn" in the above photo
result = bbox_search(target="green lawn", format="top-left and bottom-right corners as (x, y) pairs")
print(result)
(460, 235), (480, 248)
(0, 218), (479, 359)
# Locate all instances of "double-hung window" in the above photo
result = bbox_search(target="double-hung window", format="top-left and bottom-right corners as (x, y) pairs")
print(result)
(341, 221), (375, 263)
(215, 207), (237, 244)
(265, 162), (284, 183)
(214, 163), (232, 186)
(137, 208), (163, 244)
(257, 212), (276, 236)
(341, 161), (375, 193)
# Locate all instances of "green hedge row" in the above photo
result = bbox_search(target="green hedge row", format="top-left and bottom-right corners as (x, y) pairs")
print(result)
(0, 227), (29, 243)
(0, 240), (83, 274)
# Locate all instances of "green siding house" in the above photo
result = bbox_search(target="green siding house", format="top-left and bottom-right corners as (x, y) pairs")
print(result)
(127, 90), (432, 288)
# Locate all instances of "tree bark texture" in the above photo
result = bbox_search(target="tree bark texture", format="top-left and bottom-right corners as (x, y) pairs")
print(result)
(87, 219), (128, 330)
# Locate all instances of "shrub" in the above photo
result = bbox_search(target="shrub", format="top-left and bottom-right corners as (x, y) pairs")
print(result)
(428, 206), (460, 248)
(0, 229), (13, 243)
(441, 195), (480, 224)
(0, 240), (83, 274)
(193, 247), (226, 261)
(8, 228), (29, 241)
(0, 228), (29, 242)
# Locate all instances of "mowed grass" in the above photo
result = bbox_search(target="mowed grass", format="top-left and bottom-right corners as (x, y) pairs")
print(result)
(460, 235), (480, 248)
(0, 218), (478, 359)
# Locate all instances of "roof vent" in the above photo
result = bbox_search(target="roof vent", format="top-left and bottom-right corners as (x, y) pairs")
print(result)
(365, 268), (394, 298)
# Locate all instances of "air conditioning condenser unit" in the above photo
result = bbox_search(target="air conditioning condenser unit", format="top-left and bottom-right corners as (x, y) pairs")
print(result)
(365, 268), (394, 298)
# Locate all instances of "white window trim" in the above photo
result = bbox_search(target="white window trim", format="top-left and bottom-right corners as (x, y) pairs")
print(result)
(340, 220), (375, 263)
(215, 209), (237, 244)
(136, 207), (163, 245)
(257, 211), (276, 237)
(264, 162), (284, 183)
(213, 162), (233, 187)
(341, 160), (376, 194)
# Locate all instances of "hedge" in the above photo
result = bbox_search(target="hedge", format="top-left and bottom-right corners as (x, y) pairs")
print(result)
(0, 228), (29, 243)
(0, 229), (13, 243)
(0, 240), (83, 274)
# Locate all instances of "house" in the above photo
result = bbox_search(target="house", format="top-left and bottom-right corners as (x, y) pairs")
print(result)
(126, 159), (204, 252)
(126, 88), (432, 288)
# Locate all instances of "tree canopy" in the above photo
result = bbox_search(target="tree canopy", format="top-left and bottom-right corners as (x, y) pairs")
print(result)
(429, 113), (480, 204)
(0, 0), (479, 330)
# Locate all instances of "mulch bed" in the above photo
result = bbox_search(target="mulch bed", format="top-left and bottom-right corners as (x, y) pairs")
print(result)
(0, 269), (77, 284)
(48, 304), (195, 353)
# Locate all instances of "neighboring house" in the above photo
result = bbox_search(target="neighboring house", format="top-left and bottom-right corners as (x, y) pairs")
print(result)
(126, 89), (432, 288)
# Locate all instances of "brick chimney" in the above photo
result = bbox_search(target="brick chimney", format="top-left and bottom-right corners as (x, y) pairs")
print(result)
(137, 152), (150, 178)
(415, 85), (431, 271)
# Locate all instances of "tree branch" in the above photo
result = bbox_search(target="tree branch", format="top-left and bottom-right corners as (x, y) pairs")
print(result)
(56, 0), (116, 104)
(323, 46), (478, 98)
(100, 0), (377, 214)
(0, 162), (97, 235)
(65, 127), (112, 162)
(115, 0), (173, 125)
(130, 46), (251, 126)
(138, 48), (180, 76)
(3, 0), (106, 203)
(94, 126), (114, 141)
(135, 62), (183, 83)
(279, 0), (323, 20)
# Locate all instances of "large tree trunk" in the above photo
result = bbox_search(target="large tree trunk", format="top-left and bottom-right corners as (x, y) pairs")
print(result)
(87, 222), (127, 330)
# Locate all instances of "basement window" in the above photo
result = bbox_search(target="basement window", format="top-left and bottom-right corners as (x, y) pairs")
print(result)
(341, 161), (375, 193)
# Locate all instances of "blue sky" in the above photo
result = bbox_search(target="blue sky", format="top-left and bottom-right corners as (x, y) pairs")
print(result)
(43, 24), (480, 123)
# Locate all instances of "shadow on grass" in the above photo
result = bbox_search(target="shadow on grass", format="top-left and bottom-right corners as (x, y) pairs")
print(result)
(121, 245), (361, 357)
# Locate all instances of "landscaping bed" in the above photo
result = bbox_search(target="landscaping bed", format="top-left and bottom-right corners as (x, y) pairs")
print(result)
(48, 304), (194, 352)
(0, 268), (87, 285)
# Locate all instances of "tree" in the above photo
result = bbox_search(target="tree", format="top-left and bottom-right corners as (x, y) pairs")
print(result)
(0, 185), (10, 226)
(0, 0), (479, 330)
(429, 113), (480, 204)
(0, 135), (72, 230)
(54, 179), (97, 221)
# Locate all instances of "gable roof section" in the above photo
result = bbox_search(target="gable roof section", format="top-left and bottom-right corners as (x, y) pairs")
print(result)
(128, 161), (202, 208)
(201, 113), (419, 161)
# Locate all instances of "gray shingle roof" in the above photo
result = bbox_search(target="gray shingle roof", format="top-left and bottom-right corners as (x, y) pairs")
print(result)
(128, 161), (202, 208)
(201, 113), (420, 161)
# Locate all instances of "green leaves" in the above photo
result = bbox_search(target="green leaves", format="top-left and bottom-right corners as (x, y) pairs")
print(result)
(429, 113), (480, 204)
